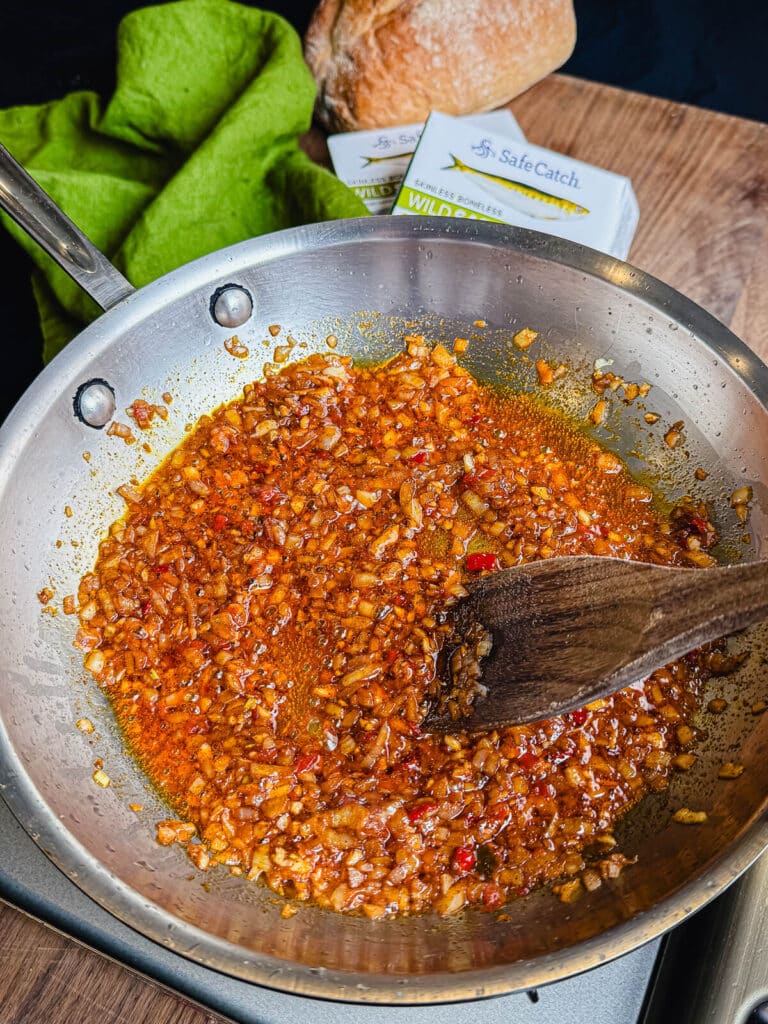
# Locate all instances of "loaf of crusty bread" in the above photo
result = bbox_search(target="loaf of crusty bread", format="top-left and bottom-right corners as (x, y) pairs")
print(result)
(304, 0), (576, 132)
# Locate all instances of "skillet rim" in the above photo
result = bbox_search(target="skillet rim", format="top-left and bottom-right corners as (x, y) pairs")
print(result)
(1, 215), (767, 1004)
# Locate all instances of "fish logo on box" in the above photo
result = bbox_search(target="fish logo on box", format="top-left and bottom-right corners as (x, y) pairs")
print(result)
(445, 153), (589, 222)
(361, 150), (415, 167)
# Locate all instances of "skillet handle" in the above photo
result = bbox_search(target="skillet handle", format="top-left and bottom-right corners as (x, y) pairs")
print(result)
(0, 143), (134, 311)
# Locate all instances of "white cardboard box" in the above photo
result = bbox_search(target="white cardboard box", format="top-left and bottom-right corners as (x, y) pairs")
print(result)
(391, 111), (639, 259)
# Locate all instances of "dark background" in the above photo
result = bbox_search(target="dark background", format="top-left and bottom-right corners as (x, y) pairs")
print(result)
(1, 0), (766, 423)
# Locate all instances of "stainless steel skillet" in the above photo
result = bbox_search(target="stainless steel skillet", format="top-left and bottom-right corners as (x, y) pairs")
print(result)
(1, 145), (767, 1005)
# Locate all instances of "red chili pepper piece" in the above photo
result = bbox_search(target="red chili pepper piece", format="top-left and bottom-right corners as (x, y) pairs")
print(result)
(691, 517), (709, 535)
(407, 801), (437, 823)
(487, 802), (509, 822)
(212, 512), (228, 531)
(577, 522), (609, 538)
(257, 487), (280, 504)
(131, 399), (152, 428)
(532, 781), (555, 798)
(466, 414), (482, 425)
(452, 846), (476, 874)
(517, 751), (539, 770)
(464, 469), (497, 486)
(569, 709), (588, 726)
(151, 563), (168, 576)
(384, 649), (398, 664)
(295, 751), (321, 774)
(410, 451), (427, 464)
(483, 884), (504, 909)
(140, 599), (152, 616)
(466, 552), (499, 572)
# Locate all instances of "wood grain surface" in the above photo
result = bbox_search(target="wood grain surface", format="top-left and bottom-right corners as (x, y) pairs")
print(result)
(2, 72), (767, 1023)
(514, 75), (768, 359)
(0, 902), (227, 1023)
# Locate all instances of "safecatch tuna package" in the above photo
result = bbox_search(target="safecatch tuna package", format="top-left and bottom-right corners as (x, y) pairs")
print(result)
(391, 111), (639, 259)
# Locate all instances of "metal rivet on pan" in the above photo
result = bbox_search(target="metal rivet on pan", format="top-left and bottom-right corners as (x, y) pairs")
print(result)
(73, 379), (116, 429)
(210, 284), (253, 328)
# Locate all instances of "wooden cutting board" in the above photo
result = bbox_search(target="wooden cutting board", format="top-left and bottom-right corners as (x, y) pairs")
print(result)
(1, 73), (767, 1024)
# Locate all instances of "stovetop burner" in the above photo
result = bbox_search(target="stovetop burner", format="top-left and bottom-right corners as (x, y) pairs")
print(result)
(0, 795), (662, 1024)
(4, 793), (768, 1024)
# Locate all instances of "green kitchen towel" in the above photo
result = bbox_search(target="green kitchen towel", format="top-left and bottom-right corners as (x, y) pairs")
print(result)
(0, 0), (368, 362)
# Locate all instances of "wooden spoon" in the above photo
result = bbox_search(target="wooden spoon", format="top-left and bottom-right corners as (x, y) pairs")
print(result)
(428, 556), (768, 731)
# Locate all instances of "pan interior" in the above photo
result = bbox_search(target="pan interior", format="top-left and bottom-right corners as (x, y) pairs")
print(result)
(1, 220), (767, 1002)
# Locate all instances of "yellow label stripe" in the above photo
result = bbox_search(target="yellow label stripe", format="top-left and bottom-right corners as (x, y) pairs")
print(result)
(394, 185), (505, 222)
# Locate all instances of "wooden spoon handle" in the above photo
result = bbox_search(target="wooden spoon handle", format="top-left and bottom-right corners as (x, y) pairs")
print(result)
(594, 559), (768, 697)
(641, 560), (768, 658)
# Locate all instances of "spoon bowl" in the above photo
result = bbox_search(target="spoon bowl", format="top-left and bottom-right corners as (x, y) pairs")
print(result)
(430, 555), (768, 730)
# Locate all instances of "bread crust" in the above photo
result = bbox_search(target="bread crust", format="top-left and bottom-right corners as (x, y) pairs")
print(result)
(304, 0), (577, 132)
